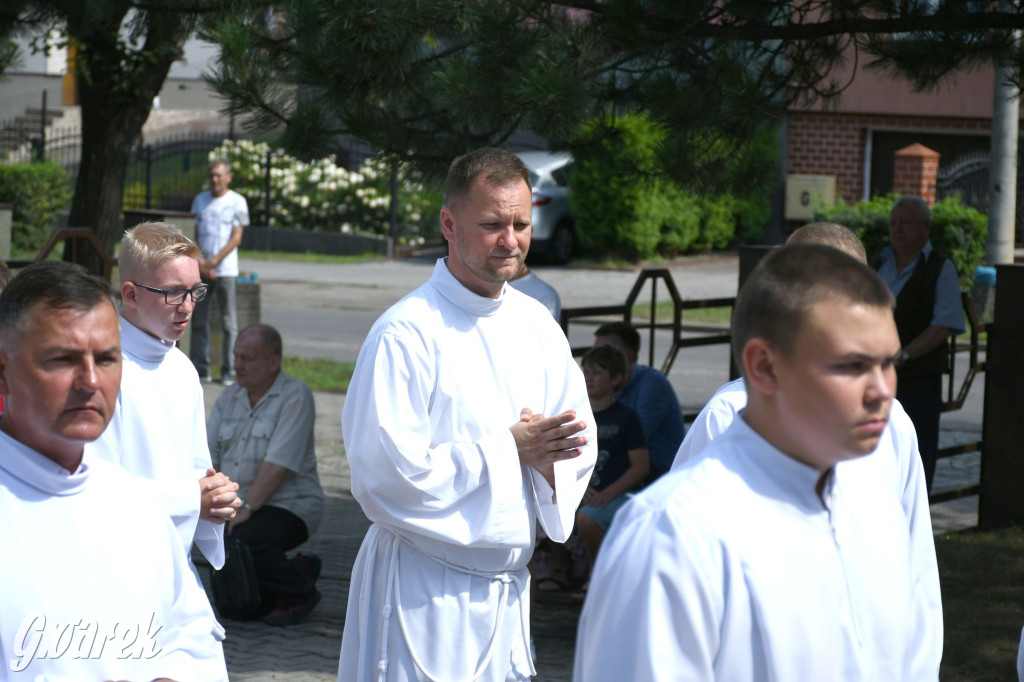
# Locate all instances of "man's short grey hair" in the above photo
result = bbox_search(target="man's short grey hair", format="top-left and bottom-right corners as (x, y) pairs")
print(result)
(0, 261), (115, 351)
(444, 148), (531, 210)
(239, 323), (283, 357)
(891, 195), (931, 222)
(209, 159), (231, 173)
(119, 222), (200, 283)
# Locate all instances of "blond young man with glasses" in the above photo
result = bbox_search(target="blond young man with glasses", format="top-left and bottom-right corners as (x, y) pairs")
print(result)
(88, 222), (241, 680)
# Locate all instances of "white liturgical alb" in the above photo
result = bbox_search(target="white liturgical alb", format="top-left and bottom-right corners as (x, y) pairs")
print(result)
(339, 259), (596, 682)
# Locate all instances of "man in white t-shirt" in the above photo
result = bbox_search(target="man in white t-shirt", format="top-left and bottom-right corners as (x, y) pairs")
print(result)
(191, 159), (249, 384)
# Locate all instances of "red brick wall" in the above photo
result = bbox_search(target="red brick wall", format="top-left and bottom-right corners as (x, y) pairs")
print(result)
(787, 112), (991, 204)
(893, 144), (940, 205)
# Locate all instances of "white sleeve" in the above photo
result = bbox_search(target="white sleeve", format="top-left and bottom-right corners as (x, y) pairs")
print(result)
(528, 354), (596, 544)
(190, 382), (224, 569)
(148, 516), (228, 681)
(672, 393), (741, 471)
(343, 331), (538, 548)
(574, 499), (723, 681)
(890, 400), (942, 679)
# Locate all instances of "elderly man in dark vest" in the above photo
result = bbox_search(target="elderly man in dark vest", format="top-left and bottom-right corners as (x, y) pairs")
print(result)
(871, 195), (964, 492)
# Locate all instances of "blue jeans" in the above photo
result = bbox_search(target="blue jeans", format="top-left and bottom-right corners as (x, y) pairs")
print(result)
(578, 493), (631, 532)
(191, 275), (237, 378)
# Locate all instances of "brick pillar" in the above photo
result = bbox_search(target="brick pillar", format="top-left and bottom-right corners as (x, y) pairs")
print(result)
(893, 143), (941, 205)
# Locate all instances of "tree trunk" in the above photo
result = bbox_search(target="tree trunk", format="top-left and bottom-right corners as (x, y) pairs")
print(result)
(63, 11), (190, 275)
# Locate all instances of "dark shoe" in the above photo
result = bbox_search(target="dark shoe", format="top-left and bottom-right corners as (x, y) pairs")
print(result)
(220, 373), (235, 386)
(295, 553), (322, 582)
(264, 589), (321, 626)
(198, 374), (213, 384)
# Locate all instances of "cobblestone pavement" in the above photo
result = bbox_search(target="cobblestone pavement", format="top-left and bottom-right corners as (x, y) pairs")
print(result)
(198, 382), (982, 681)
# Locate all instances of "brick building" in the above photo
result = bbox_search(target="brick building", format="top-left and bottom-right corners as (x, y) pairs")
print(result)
(783, 59), (1019, 218)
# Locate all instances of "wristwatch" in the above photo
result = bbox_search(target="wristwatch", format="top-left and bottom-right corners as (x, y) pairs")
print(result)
(240, 499), (253, 511)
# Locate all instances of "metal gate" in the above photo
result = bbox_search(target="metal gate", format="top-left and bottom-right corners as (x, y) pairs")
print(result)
(936, 152), (1024, 241)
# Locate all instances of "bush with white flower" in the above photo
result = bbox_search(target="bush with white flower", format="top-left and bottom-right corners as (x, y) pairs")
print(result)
(207, 140), (440, 246)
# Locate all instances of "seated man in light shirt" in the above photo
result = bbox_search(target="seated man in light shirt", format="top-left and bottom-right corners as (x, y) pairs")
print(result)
(208, 324), (326, 626)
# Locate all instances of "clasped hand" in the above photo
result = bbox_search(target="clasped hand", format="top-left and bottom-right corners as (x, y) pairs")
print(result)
(510, 408), (588, 468)
(199, 467), (241, 524)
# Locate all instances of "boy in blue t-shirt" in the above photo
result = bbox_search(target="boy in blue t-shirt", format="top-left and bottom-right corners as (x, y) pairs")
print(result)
(577, 344), (650, 575)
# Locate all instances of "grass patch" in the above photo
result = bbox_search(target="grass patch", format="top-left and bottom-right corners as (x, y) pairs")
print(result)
(239, 250), (384, 265)
(631, 300), (732, 326)
(282, 356), (356, 393)
(937, 526), (1024, 681)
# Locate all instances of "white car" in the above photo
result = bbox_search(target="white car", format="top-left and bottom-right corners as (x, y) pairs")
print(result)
(516, 150), (574, 264)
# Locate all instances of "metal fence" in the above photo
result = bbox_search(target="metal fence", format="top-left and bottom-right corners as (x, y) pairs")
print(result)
(0, 123), (429, 243)
(0, 122), (230, 215)
(561, 266), (986, 508)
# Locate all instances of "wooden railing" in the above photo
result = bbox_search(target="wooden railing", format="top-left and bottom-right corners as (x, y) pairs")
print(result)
(8, 227), (116, 281)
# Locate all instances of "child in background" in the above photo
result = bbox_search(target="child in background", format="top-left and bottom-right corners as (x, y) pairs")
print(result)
(576, 344), (649, 580)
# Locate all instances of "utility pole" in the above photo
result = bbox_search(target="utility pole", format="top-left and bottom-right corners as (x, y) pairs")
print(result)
(986, 25), (1021, 266)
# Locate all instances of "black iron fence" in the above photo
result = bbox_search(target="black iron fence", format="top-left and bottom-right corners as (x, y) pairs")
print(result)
(0, 123), (229, 214)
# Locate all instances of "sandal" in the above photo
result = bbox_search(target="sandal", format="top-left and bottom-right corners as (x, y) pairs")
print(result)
(536, 568), (570, 592)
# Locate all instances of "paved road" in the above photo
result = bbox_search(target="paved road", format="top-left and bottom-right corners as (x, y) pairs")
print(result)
(248, 250), (982, 423)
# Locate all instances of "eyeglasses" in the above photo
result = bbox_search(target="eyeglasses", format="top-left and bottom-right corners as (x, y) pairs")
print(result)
(132, 282), (209, 305)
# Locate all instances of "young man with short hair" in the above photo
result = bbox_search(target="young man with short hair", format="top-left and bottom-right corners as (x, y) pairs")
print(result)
(89, 222), (238, 679)
(670, 222), (942, 678)
(575, 244), (932, 680)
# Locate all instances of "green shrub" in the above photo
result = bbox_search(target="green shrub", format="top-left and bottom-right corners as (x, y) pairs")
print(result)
(930, 197), (988, 289)
(570, 113), (777, 258)
(734, 193), (772, 243)
(569, 113), (667, 259)
(696, 195), (737, 250)
(0, 162), (72, 253)
(658, 188), (702, 255)
(815, 194), (987, 289)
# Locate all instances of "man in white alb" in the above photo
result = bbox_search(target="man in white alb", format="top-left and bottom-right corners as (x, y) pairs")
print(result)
(191, 159), (249, 384)
(339, 147), (597, 681)
(0, 261), (227, 680)
(671, 222), (942, 678)
(575, 244), (933, 680)
(88, 222), (239, 677)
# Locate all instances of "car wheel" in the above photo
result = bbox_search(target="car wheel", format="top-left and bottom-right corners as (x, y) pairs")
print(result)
(548, 223), (574, 264)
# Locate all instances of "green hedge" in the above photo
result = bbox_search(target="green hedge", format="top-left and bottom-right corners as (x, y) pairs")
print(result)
(0, 162), (73, 254)
(569, 113), (775, 259)
(569, 113), (667, 259)
(815, 194), (987, 289)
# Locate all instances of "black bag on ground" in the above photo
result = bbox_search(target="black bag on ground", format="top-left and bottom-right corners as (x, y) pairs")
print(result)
(211, 536), (263, 620)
